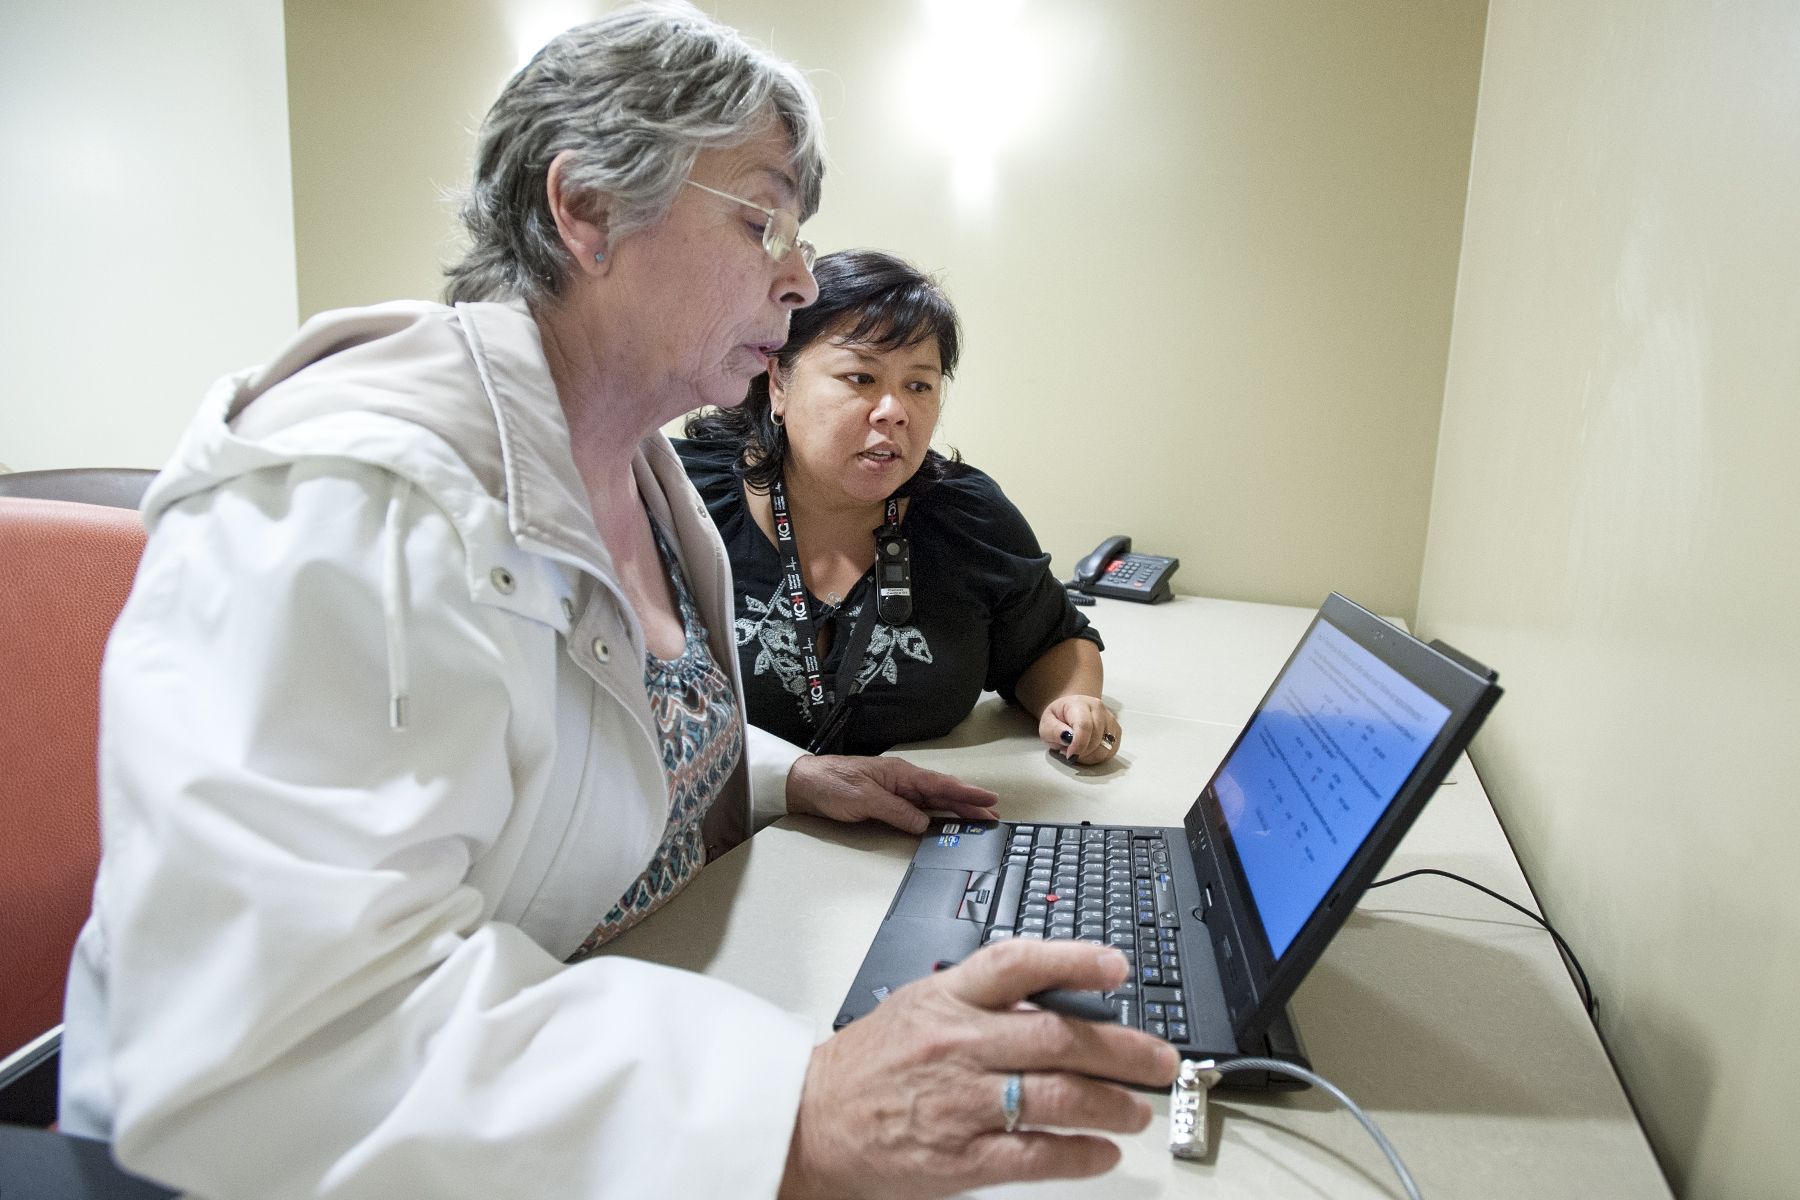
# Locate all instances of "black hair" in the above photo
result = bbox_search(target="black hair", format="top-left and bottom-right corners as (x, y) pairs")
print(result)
(684, 248), (963, 494)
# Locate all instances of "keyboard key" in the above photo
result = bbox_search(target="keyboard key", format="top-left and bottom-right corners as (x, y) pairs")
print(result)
(1147, 1020), (1167, 1039)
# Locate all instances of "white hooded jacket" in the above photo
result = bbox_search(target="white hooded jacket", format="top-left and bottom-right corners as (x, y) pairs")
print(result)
(59, 300), (813, 1198)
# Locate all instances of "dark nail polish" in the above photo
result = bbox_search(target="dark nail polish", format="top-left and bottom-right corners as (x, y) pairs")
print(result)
(1060, 729), (1073, 744)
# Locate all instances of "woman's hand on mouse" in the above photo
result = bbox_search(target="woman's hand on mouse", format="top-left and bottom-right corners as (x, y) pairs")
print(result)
(1040, 695), (1122, 765)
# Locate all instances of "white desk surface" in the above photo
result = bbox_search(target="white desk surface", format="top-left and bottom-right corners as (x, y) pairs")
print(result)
(600, 595), (1672, 1199)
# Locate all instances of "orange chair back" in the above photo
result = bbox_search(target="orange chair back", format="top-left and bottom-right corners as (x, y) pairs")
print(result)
(0, 498), (146, 1057)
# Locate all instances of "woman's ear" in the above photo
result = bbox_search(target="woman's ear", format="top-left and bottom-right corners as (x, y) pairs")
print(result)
(546, 150), (610, 272)
(766, 357), (787, 419)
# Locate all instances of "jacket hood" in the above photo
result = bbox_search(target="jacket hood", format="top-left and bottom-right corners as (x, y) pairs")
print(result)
(137, 299), (737, 736)
(145, 301), (613, 575)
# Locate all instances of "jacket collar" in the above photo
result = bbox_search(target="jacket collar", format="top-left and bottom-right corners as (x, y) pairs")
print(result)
(454, 302), (729, 610)
(451, 300), (611, 579)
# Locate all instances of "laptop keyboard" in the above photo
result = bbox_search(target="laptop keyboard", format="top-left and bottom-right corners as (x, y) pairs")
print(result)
(983, 824), (1192, 1044)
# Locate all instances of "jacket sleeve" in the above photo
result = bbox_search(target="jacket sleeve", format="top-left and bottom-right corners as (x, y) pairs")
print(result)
(81, 462), (814, 1199)
(745, 725), (806, 828)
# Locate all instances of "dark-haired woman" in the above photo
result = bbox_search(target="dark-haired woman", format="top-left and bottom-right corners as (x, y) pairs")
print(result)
(680, 249), (1123, 767)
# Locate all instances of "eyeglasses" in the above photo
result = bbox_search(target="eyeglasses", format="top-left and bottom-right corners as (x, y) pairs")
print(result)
(684, 179), (817, 271)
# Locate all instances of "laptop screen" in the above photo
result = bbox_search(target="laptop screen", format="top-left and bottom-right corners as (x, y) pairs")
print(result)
(1211, 617), (1452, 958)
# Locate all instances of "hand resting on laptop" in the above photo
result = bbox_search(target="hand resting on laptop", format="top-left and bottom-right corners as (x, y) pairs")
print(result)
(780, 940), (1179, 1200)
(786, 753), (1000, 834)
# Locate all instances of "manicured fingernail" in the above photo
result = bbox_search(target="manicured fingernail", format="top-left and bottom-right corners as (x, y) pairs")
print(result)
(1060, 729), (1073, 744)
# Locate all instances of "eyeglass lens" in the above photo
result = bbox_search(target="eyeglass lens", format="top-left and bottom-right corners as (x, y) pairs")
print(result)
(763, 210), (815, 269)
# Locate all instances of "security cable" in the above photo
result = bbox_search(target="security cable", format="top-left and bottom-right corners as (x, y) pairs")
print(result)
(1169, 870), (1590, 1196)
(1366, 867), (1595, 1017)
(1180, 1057), (1424, 1200)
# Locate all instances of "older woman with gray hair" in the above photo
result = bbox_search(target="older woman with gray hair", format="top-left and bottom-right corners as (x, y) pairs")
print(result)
(58, 4), (1175, 1197)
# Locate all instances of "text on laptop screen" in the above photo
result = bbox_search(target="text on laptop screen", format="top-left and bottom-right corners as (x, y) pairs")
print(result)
(1213, 619), (1452, 958)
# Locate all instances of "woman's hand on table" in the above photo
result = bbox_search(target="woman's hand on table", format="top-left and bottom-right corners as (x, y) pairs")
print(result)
(787, 753), (1000, 834)
(1039, 694), (1122, 765)
(779, 940), (1178, 1200)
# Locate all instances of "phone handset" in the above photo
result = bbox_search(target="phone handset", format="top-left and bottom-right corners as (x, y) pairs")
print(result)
(1074, 534), (1133, 587)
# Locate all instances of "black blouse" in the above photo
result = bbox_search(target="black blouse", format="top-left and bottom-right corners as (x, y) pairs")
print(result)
(675, 438), (1102, 755)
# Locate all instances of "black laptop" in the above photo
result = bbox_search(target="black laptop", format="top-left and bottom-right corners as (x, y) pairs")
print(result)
(833, 594), (1502, 1082)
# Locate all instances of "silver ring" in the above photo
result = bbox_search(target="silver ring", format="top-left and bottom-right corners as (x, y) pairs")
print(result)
(1001, 1072), (1023, 1133)
(1102, 732), (1117, 748)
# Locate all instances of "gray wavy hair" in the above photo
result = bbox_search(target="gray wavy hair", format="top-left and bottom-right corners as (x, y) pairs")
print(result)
(444, 1), (824, 307)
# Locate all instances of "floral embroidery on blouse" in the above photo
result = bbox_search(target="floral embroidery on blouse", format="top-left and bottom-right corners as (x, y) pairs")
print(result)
(735, 586), (933, 725)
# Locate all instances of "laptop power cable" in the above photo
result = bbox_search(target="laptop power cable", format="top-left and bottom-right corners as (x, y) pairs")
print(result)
(1366, 867), (1596, 1016)
(1170, 1056), (1423, 1200)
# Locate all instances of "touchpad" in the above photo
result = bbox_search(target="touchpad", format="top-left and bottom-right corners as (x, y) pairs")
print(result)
(891, 867), (970, 919)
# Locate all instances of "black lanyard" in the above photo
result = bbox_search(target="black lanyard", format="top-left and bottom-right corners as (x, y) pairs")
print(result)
(769, 476), (905, 753)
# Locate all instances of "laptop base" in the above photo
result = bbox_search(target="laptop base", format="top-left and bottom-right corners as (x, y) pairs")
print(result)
(1195, 1004), (1311, 1090)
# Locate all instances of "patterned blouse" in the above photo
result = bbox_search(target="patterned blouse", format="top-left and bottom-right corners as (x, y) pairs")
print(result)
(567, 520), (743, 959)
(674, 437), (1100, 754)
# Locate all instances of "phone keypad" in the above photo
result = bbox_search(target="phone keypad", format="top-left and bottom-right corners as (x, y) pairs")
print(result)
(1103, 556), (1168, 592)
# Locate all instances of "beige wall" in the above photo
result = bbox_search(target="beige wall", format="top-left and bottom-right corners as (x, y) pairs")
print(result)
(1, 0), (297, 472)
(286, 0), (511, 315)
(285, 0), (1486, 619)
(1415, 1), (1800, 1197)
